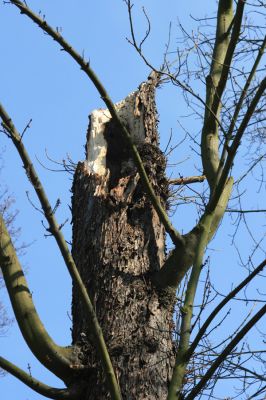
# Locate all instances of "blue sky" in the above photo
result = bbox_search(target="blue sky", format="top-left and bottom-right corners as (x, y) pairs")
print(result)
(0, 1), (265, 399)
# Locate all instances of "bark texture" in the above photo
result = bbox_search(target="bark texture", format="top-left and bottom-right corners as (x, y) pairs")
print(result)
(71, 76), (175, 400)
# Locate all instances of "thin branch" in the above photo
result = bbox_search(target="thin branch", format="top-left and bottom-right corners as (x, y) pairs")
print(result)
(9, 0), (183, 247)
(153, 178), (233, 289)
(188, 258), (266, 358)
(139, 7), (151, 49)
(185, 304), (266, 400)
(20, 118), (32, 140)
(125, 0), (228, 140)
(226, 208), (266, 213)
(231, 32), (266, 135)
(226, 359), (266, 383)
(209, 76), (266, 212)
(212, 0), (246, 115)
(218, 35), (266, 181)
(247, 384), (266, 400)
(201, 0), (234, 190)
(167, 215), (213, 400)
(169, 175), (206, 186)
(235, 153), (266, 185)
(0, 214), (74, 380)
(0, 356), (82, 400)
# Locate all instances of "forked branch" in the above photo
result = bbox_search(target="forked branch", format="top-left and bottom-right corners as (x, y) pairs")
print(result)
(0, 214), (74, 381)
(209, 76), (266, 212)
(185, 304), (266, 400)
(211, 0), (245, 115)
(201, 0), (234, 190)
(154, 178), (233, 289)
(0, 356), (83, 400)
(188, 258), (266, 358)
(125, 0), (228, 139)
(218, 35), (266, 177)
(167, 213), (214, 399)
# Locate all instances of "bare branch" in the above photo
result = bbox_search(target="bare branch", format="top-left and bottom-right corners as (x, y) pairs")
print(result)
(169, 175), (206, 185)
(212, 0), (246, 115)
(218, 35), (266, 182)
(0, 356), (83, 400)
(185, 304), (266, 400)
(125, 0), (228, 140)
(188, 258), (266, 358)
(201, 0), (234, 190)
(167, 215), (213, 399)
(209, 76), (266, 212)
(0, 214), (75, 380)
(226, 208), (266, 213)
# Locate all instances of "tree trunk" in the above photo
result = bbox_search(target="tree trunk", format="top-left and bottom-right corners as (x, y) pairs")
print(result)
(71, 75), (176, 400)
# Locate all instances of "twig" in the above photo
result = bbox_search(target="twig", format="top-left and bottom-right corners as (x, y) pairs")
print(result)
(169, 175), (206, 185)
(0, 356), (82, 400)
(185, 304), (266, 400)
(188, 259), (266, 358)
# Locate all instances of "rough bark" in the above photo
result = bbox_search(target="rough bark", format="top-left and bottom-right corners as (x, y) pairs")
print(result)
(71, 77), (176, 400)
